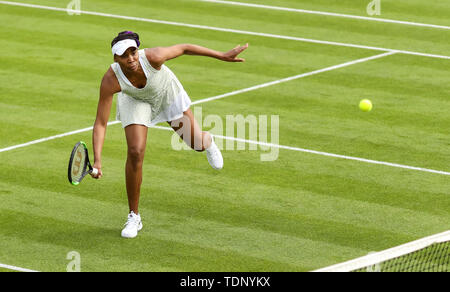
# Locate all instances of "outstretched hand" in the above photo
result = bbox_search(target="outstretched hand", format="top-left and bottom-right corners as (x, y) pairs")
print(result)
(222, 43), (249, 62)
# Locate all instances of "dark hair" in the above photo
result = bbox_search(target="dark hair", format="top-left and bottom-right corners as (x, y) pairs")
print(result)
(111, 31), (141, 48)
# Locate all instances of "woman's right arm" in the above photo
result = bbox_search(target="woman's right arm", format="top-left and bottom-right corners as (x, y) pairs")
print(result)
(92, 68), (120, 179)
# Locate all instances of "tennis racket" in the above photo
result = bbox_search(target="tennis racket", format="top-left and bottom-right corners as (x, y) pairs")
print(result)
(68, 141), (98, 185)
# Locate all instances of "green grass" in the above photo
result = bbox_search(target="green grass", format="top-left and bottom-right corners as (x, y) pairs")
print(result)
(0, 0), (449, 272)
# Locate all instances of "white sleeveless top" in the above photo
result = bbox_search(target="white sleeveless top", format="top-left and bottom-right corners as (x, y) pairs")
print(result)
(111, 49), (185, 119)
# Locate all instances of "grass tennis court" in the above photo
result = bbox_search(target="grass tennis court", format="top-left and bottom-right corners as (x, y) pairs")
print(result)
(0, 0), (449, 272)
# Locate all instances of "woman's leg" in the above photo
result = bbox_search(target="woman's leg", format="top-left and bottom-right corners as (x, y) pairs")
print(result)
(124, 124), (149, 214)
(168, 108), (211, 151)
(169, 108), (223, 169)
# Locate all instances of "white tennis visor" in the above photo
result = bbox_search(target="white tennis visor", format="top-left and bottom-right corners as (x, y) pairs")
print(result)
(112, 39), (138, 56)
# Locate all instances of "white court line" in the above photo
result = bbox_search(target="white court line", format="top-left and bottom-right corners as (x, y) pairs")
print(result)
(200, 0), (450, 30)
(0, 1), (449, 60)
(0, 263), (38, 272)
(1, 51), (449, 177)
(0, 52), (393, 153)
(0, 121), (120, 153)
(192, 51), (397, 104)
(151, 125), (450, 176)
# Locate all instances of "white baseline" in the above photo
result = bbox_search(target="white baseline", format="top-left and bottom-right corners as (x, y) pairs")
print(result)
(200, 0), (450, 30)
(0, 1), (449, 60)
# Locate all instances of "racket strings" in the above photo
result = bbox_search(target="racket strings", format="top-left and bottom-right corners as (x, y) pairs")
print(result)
(70, 145), (87, 182)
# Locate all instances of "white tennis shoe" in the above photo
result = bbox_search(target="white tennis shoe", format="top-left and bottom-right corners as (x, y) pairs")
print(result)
(206, 136), (223, 170)
(121, 211), (143, 239)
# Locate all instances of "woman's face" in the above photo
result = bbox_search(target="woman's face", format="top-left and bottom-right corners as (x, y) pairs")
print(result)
(114, 47), (139, 72)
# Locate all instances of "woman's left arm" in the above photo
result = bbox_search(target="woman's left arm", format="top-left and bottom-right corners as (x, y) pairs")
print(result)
(145, 43), (248, 69)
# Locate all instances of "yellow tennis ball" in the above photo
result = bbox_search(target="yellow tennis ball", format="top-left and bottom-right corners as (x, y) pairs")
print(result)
(359, 99), (373, 112)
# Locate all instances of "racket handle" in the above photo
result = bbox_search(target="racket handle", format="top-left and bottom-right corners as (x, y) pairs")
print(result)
(91, 168), (99, 176)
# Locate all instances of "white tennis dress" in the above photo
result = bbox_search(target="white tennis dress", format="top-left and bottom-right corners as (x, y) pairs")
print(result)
(111, 49), (191, 127)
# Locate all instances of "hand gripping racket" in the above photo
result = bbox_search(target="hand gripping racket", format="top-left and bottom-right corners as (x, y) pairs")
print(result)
(68, 141), (98, 185)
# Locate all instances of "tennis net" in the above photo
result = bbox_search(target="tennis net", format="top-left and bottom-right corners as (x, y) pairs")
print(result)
(314, 231), (450, 272)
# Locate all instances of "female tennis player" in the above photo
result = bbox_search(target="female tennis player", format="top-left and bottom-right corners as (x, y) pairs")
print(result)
(91, 31), (248, 238)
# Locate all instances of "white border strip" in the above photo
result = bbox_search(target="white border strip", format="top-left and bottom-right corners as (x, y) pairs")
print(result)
(314, 230), (450, 272)
(0, 1), (449, 60)
(200, 0), (450, 30)
(0, 263), (39, 272)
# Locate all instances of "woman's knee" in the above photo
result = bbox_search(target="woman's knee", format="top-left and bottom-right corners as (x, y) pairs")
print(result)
(124, 124), (148, 166)
(192, 132), (211, 152)
(127, 146), (146, 164)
